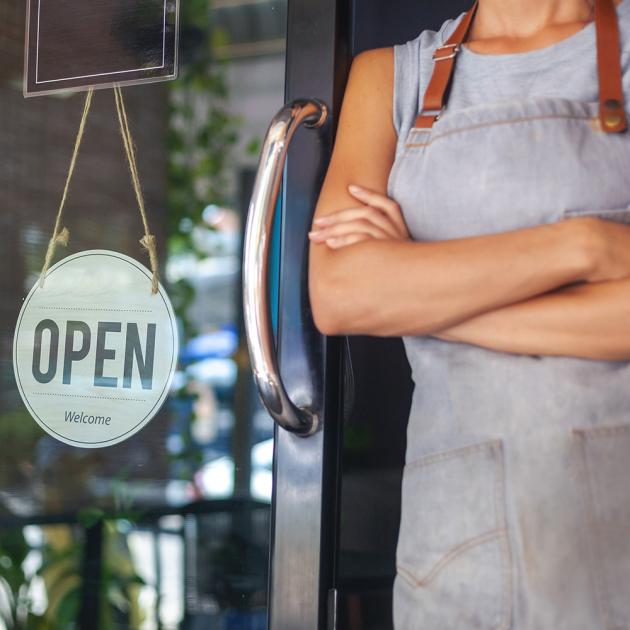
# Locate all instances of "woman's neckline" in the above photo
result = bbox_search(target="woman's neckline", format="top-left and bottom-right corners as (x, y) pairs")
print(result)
(457, 0), (630, 62)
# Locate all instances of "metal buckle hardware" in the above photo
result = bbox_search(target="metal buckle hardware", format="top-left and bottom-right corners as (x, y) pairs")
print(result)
(418, 107), (444, 120)
(433, 43), (460, 61)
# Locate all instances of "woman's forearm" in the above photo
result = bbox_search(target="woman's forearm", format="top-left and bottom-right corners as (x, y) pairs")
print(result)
(309, 218), (596, 336)
(432, 278), (630, 360)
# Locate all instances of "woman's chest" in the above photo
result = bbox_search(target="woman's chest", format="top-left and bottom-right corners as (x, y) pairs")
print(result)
(388, 99), (630, 241)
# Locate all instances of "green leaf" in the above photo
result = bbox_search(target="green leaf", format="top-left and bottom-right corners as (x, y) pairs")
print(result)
(76, 507), (105, 528)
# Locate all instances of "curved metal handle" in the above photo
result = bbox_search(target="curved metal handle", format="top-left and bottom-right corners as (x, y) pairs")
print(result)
(242, 98), (328, 436)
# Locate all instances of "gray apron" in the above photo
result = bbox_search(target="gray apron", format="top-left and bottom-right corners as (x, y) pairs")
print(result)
(388, 20), (630, 630)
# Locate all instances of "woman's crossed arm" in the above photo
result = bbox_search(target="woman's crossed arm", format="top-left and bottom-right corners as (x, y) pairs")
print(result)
(311, 181), (630, 359)
(308, 47), (630, 346)
(432, 279), (630, 361)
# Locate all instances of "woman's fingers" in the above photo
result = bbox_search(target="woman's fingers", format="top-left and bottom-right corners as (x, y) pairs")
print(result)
(309, 218), (391, 244)
(308, 185), (411, 249)
(324, 233), (371, 249)
(347, 184), (410, 237)
(313, 206), (400, 239)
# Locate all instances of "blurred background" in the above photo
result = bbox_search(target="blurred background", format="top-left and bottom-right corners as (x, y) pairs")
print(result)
(0, 0), (286, 626)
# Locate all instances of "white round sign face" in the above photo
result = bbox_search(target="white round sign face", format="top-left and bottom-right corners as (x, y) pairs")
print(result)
(13, 250), (178, 448)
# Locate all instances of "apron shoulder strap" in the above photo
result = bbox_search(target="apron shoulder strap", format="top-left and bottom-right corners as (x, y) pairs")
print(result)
(415, 1), (478, 129)
(414, 0), (627, 133)
(596, 0), (627, 132)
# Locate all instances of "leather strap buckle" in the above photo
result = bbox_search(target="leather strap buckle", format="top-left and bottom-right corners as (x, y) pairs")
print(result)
(601, 98), (626, 131)
(433, 43), (461, 61)
(414, 108), (444, 128)
(420, 108), (444, 119)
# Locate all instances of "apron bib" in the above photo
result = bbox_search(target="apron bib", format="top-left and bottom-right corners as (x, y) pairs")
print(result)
(389, 2), (630, 629)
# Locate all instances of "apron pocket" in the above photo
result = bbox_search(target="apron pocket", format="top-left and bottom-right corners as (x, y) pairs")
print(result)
(395, 439), (512, 630)
(574, 424), (630, 629)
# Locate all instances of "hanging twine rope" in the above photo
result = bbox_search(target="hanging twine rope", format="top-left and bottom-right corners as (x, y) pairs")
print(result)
(39, 88), (94, 288)
(39, 86), (160, 295)
(113, 85), (159, 294)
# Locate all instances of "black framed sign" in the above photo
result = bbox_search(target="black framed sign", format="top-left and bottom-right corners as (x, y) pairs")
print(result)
(24, 0), (179, 96)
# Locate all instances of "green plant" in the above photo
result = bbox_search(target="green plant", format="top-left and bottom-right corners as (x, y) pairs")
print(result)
(35, 520), (145, 629)
(0, 528), (45, 628)
(167, 0), (242, 338)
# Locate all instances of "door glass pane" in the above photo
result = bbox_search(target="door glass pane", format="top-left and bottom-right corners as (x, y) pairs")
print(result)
(337, 337), (410, 630)
(0, 0), (285, 626)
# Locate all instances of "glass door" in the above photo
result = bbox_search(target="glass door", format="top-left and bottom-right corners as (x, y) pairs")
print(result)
(0, 0), (286, 627)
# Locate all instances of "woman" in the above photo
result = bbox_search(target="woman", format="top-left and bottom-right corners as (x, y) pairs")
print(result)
(308, 0), (630, 628)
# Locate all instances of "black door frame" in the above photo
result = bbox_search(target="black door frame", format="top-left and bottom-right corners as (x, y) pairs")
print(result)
(269, 0), (350, 628)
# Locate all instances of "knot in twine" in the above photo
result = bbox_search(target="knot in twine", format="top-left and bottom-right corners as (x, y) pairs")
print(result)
(140, 234), (159, 294)
(39, 86), (160, 295)
(39, 228), (70, 288)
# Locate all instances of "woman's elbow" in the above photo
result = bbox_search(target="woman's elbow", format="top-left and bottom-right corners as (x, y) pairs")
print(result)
(309, 269), (383, 336)
(308, 271), (345, 335)
(312, 308), (341, 336)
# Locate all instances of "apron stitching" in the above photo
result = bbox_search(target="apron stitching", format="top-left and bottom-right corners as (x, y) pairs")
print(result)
(573, 423), (630, 438)
(396, 526), (506, 587)
(404, 112), (595, 148)
(404, 438), (502, 469)
(388, 154), (405, 196)
(573, 430), (614, 629)
(495, 443), (514, 630)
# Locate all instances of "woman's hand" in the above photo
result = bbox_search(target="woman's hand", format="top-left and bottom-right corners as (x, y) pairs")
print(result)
(308, 184), (410, 249)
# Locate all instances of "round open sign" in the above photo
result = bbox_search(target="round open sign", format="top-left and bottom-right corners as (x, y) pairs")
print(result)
(13, 250), (178, 448)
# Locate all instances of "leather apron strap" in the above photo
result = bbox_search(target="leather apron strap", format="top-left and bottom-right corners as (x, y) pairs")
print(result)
(414, 0), (627, 133)
(414, 1), (478, 128)
(595, 0), (627, 131)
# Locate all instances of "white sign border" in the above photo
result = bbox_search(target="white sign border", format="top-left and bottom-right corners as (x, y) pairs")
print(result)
(35, 0), (168, 84)
(13, 249), (179, 448)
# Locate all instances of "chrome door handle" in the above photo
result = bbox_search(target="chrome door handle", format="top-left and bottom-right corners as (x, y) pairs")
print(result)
(242, 98), (328, 436)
